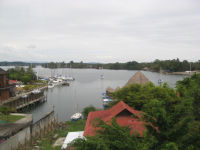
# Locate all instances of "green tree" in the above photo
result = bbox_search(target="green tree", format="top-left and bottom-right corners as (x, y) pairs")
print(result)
(72, 118), (148, 150)
(21, 75), (32, 84)
(82, 105), (97, 119)
(176, 74), (200, 120)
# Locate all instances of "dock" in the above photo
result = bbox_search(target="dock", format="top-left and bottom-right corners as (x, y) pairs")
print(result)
(1, 86), (47, 111)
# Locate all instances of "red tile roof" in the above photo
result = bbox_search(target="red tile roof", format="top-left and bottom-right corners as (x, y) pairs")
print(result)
(9, 80), (19, 84)
(83, 101), (146, 136)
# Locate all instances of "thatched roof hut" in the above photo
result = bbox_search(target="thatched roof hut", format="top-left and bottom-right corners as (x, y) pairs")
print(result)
(125, 71), (150, 87)
(106, 87), (115, 95)
(115, 86), (120, 92)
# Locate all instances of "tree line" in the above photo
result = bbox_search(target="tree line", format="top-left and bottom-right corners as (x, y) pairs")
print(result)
(41, 59), (200, 72)
(1, 59), (200, 72)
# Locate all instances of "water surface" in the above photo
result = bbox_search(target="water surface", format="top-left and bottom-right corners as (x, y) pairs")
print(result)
(29, 67), (185, 122)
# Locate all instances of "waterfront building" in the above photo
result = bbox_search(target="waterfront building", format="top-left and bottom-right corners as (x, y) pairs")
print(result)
(0, 68), (10, 102)
(84, 101), (146, 136)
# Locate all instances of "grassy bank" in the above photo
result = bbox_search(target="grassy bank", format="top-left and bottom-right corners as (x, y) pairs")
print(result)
(0, 114), (24, 123)
(30, 119), (86, 150)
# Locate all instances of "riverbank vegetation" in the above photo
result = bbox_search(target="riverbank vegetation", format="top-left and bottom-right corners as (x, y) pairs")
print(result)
(7, 66), (37, 84)
(82, 105), (97, 119)
(1, 59), (200, 72)
(42, 59), (200, 72)
(6, 66), (47, 90)
(71, 74), (200, 150)
(28, 120), (86, 150)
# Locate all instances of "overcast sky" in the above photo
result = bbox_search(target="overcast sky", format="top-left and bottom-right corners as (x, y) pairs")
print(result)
(0, 0), (199, 63)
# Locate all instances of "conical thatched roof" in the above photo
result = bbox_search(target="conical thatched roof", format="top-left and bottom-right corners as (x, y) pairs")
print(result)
(106, 87), (115, 94)
(125, 71), (150, 87)
(115, 86), (120, 91)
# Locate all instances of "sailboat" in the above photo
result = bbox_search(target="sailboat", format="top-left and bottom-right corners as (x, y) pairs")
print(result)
(71, 103), (82, 121)
(100, 66), (104, 79)
(100, 74), (104, 79)
(70, 88), (82, 121)
(66, 64), (75, 81)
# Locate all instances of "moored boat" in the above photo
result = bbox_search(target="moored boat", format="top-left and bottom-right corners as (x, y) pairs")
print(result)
(66, 76), (75, 81)
(48, 83), (54, 89)
(32, 89), (41, 94)
(62, 81), (69, 86)
(100, 74), (104, 79)
(71, 113), (82, 121)
(102, 98), (113, 108)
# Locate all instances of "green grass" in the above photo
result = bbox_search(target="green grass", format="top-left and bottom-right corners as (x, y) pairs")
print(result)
(0, 114), (24, 123)
(30, 119), (86, 150)
(57, 120), (86, 137)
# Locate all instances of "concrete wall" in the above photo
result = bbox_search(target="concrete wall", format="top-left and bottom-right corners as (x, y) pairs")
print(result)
(0, 111), (56, 150)
(0, 126), (31, 150)
(31, 111), (56, 138)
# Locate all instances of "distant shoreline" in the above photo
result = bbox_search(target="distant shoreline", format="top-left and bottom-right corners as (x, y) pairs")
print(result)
(1, 65), (200, 76)
(160, 71), (200, 75)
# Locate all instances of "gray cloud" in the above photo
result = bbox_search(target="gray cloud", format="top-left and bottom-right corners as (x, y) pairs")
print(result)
(0, 0), (199, 63)
(27, 44), (36, 49)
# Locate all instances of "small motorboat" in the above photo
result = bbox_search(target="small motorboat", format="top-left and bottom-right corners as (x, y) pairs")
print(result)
(48, 83), (54, 89)
(102, 98), (113, 108)
(71, 113), (82, 121)
(66, 76), (75, 81)
(62, 81), (69, 86)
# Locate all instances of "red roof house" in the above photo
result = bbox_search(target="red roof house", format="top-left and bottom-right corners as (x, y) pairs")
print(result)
(9, 80), (19, 85)
(83, 101), (146, 137)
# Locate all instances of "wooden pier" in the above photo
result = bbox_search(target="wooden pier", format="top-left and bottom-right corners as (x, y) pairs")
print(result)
(2, 86), (47, 111)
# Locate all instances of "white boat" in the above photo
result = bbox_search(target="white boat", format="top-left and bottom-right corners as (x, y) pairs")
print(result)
(48, 83), (54, 89)
(53, 79), (63, 85)
(66, 64), (75, 81)
(21, 94), (28, 98)
(32, 89), (41, 94)
(102, 98), (112, 108)
(66, 76), (75, 81)
(71, 113), (82, 121)
(100, 74), (104, 79)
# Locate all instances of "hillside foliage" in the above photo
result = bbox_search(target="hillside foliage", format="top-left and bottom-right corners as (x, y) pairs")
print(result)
(73, 74), (200, 150)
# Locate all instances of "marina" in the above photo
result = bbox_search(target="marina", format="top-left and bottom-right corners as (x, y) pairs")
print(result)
(0, 66), (187, 123)
(27, 67), (186, 123)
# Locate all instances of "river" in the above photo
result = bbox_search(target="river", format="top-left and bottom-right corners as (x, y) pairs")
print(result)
(1, 66), (186, 122)
(30, 67), (186, 122)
